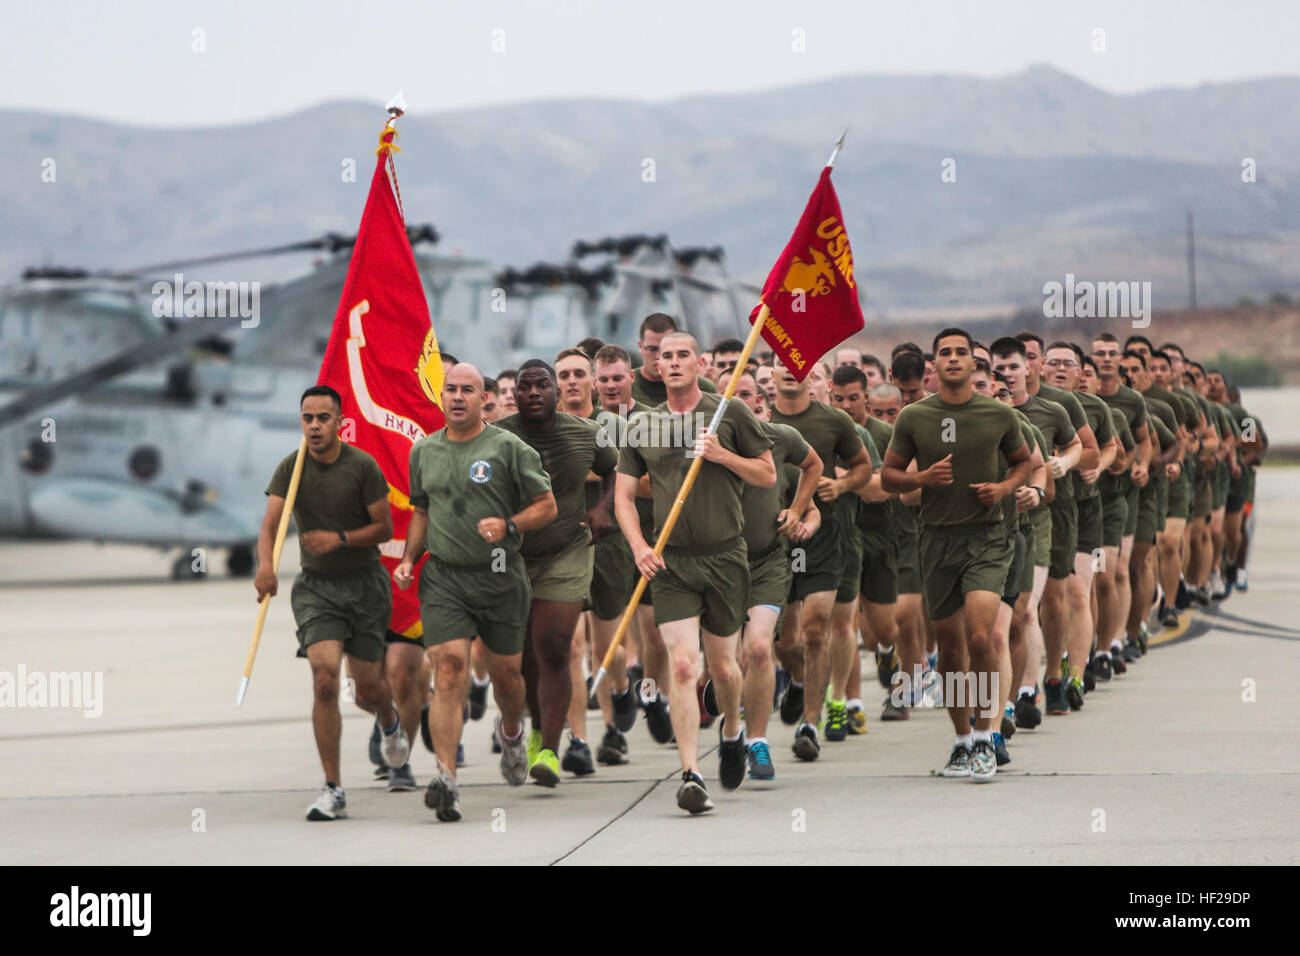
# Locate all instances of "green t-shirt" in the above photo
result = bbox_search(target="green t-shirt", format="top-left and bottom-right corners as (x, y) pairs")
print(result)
(1099, 407), (1134, 498)
(266, 443), (389, 576)
(617, 391), (771, 551)
(496, 411), (619, 560)
(1074, 390), (1115, 501)
(742, 422), (811, 553)
(1098, 383), (1150, 439)
(887, 392), (1027, 527)
(769, 401), (865, 522)
(1036, 382), (1089, 499)
(856, 416), (896, 531)
(1144, 385), (1188, 428)
(408, 425), (552, 567)
(998, 415), (1038, 529)
(1014, 392), (1077, 501)
(629, 370), (716, 407)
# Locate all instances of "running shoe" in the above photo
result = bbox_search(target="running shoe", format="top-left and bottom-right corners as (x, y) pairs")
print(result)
(368, 720), (383, 767)
(991, 733), (1011, 767)
(773, 667), (792, 708)
(1160, 605), (1181, 629)
(1175, 577), (1193, 609)
(1083, 667), (1096, 693)
(942, 743), (971, 777)
(423, 764), (461, 822)
(880, 697), (910, 721)
(527, 728), (542, 765)
(456, 743), (466, 768)
(497, 715), (528, 786)
(1123, 639), (1142, 662)
(386, 763), (417, 792)
(612, 685), (638, 732)
(847, 704), (870, 734)
(747, 740), (775, 780)
(1111, 651), (1128, 676)
(969, 740), (997, 781)
(1044, 678), (1069, 716)
(718, 721), (747, 790)
(875, 647), (899, 689)
(380, 721), (410, 769)
(697, 682), (716, 728)
(1235, 568), (1249, 592)
(1137, 622), (1150, 653)
(306, 783), (347, 821)
(1001, 708), (1016, 739)
(1066, 677), (1085, 711)
(644, 694), (674, 744)
(792, 721), (820, 761)
(1014, 690), (1042, 729)
(530, 747), (561, 787)
(779, 681), (805, 726)
(596, 725), (629, 765)
(1209, 568), (1229, 601)
(1089, 654), (1113, 683)
(1188, 585), (1210, 607)
(561, 735), (595, 776)
(676, 770), (713, 814)
(702, 678), (720, 718)
(824, 699), (848, 741)
(468, 680), (489, 721)
(420, 704), (434, 753)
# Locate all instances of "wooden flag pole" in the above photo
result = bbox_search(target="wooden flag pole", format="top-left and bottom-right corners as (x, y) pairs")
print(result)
(236, 434), (308, 706)
(591, 304), (770, 696)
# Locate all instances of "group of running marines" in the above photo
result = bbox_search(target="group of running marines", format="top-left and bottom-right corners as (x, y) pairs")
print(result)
(254, 312), (1267, 820)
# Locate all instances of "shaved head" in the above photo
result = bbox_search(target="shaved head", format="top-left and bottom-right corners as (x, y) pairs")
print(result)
(442, 363), (486, 432)
(659, 330), (700, 356)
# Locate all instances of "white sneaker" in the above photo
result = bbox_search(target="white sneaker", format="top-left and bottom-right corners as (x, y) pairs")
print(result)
(380, 722), (410, 769)
(306, 784), (347, 821)
(496, 715), (528, 786)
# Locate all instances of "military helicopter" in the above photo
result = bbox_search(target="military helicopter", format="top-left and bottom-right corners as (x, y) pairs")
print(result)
(0, 228), (758, 580)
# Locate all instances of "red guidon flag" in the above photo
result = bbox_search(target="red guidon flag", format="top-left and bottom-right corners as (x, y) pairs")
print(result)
(316, 127), (445, 639)
(749, 167), (864, 380)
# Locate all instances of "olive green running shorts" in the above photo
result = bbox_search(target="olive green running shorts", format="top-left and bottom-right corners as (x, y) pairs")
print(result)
(918, 522), (1014, 622)
(1226, 463), (1249, 513)
(837, 525), (864, 604)
(421, 555), (530, 657)
(1003, 528), (1028, 606)
(1031, 508), (1051, 567)
(746, 539), (791, 610)
(1167, 470), (1190, 520)
(1101, 493), (1127, 548)
(290, 564), (391, 663)
(1075, 495), (1103, 556)
(896, 527), (922, 595)
(525, 533), (594, 604)
(1155, 477), (1168, 533)
(1125, 481), (1141, 537)
(589, 534), (637, 621)
(652, 537), (749, 636)
(1048, 498), (1078, 580)
(1135, 483), (1159, 545)
(859, 525), (899, 605)
(789, 520), (843, 602)
(1192, 468), (1212, 519)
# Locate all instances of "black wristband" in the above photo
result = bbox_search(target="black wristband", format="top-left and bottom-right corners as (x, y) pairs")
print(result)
(338, 530), (348, 545)
(504, 517), (518, 536)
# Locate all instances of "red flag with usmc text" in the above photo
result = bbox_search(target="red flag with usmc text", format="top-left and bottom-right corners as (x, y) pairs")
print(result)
(749, 167), (864, 381)
(316, 128), (445, 639)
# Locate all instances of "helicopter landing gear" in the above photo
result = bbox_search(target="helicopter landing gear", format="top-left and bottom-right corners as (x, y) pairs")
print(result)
(226, 546), (255, 578)
(171, 554), (207, 581)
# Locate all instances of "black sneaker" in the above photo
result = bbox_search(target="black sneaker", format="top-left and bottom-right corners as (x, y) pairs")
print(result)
(1088, 654), (1113, 683)
(596, 725), (629, 765)
(779, 682), (805, 726)
(1014, 690), (1042, 729)
(718, 720), (747, 790)
(1188, 586), (1210, 607)
(420, 704), (435, 754)
(1000, 712), (1016, 739)
(773, 667), (792, 709)
(611, 685), (638, 732)
(1111, 650), (1128, 675)
(561, 735), (595, 776)
(468, 680), (488, 721)
(875, 648), (899, 689)
(1083, 667), (1096, 693)
(644, 693), (674, 744)
(1065, 677), (1085, 711)
(368, 719), (384, 766)
(1044, 678), (1070, 716)
(792, 721), (820, 761)
(676, 770), (713, 814)
(992, 732), (1011, 767)
(1161, 605), (1180, 629)
(626, 663), (644, 695)
(1123, 639), (1142, 662)
(1175, 578), (1192, 610)
(702, 678), (720, 718)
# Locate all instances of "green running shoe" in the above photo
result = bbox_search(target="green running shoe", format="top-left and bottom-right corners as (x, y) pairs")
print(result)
(824, 699), (848, 742)
(527, 728), (542, 766)
(530, 747), (561, 788)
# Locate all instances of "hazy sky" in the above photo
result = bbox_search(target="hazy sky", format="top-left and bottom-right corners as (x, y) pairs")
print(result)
(4, 0), (1298, 127)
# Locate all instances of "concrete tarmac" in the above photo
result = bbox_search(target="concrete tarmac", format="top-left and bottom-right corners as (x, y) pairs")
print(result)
(2, 470), (1297, 865)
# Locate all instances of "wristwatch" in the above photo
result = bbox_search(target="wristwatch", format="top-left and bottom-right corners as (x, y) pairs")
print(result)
(338, 530), (348, 545)
(1030, 485), (1045, 502)
(504, 517), (518, 536)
